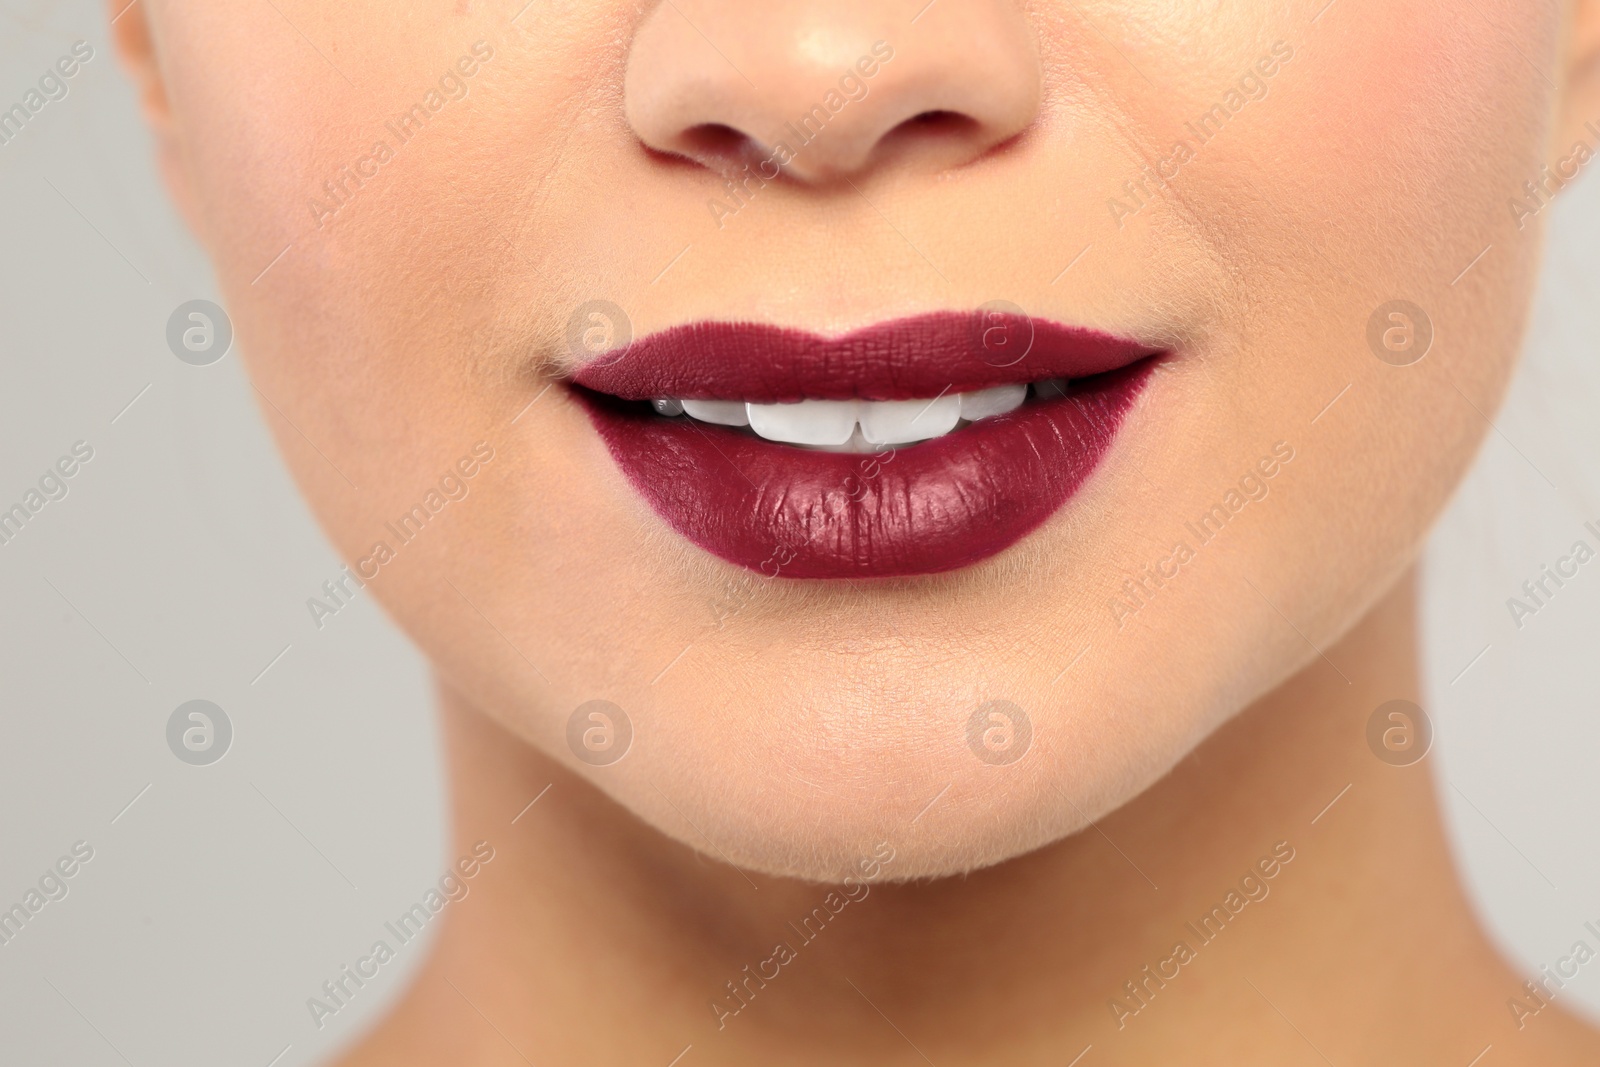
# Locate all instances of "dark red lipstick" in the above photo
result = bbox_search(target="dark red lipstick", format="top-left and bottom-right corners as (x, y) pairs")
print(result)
(573, 312), (1158, 579)
(575, 314), (1155, 402)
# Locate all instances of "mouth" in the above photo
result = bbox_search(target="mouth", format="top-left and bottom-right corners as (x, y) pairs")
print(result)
(572, 312), (1160, 579)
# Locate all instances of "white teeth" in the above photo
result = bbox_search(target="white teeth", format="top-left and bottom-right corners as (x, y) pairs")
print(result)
(661, 381), (1059, 447)
(746, 399), (860, 446)
(680, 398), (750, 426)
(859, 394), (961, 445)
(957, 383), (1027, 421)
(807, 427), (876, 453)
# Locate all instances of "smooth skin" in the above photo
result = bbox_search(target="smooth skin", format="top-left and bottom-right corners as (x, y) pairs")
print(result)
(115, 0), (1600, 1062)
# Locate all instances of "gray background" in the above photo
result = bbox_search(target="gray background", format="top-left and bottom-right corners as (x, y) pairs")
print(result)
(2, 4), (1598, 1064)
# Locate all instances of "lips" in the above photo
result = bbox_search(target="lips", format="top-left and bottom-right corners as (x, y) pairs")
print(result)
(573, 312), (1158, 579)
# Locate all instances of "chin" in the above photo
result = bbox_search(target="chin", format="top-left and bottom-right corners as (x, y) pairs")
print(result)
(536, 660), (1200, 884)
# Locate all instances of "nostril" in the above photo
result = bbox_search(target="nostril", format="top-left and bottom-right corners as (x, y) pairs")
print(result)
(877, 109), (984, 155)
(677, 123), (760, 170)
(623, 2), (1041, 183)
(908, 110), (967, 129)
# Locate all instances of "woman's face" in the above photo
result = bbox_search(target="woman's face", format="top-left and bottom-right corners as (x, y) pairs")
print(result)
(127, 0), (1589, 879)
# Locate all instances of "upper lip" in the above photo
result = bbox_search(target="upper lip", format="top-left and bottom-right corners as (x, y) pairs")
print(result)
(570, 311), (1161, 402)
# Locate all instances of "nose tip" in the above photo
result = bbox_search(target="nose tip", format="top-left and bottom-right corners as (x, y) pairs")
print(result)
(623, 2), (1041, 184)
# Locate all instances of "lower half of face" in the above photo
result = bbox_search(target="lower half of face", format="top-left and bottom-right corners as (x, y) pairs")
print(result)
(151, 0), (1557, 878)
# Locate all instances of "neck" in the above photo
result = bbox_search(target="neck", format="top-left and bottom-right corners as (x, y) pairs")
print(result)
(342, 570), (1594, 1065)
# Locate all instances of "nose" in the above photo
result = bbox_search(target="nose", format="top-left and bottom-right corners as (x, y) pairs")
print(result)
(623, 0), (1041, 184)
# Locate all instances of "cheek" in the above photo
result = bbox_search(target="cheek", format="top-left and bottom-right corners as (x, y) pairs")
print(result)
(154, 6), (603, 530)
(1159, 1), (1554, 495)
(1260, 3), (1552, 264)
(1269, 4), (1553, 477)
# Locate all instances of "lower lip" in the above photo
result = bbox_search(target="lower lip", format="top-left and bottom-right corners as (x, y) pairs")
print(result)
(577, 362), (1154, 580)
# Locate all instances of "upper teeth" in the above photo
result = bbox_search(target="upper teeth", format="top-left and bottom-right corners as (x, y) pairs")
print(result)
(659, 383), (1044, 450)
